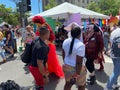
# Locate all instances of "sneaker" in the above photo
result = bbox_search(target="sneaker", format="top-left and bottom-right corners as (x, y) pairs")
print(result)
(2, 60), (7, 63)
(87, 76), (96, 85)
(87, 75), (96, 81)
(113, 83), (120, 89)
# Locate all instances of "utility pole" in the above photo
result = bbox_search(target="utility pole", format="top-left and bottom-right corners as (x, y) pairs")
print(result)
(38, 0), (40, 13)
(13, 0), (31, 27)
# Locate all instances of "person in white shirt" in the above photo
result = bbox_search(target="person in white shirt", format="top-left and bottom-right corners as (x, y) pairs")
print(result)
(104, 21), (120, 90)
(62, 26), (86, 90)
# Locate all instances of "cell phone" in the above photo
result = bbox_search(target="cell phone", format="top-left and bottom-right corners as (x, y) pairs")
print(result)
(70, 78), (76, 85)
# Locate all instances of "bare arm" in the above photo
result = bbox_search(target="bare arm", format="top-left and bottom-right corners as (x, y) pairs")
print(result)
(37, 60), (46, 76)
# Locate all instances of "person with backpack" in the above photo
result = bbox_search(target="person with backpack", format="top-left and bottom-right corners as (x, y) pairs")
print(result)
(104, 21), (120, 90)
(29, 27), (50, 90)
(32, 16), (64, 78)
(84, 24), (104, 85)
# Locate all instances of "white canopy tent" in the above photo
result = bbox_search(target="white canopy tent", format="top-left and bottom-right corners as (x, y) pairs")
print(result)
(28, 2), (110, 22)
(0, 22), (11, 27)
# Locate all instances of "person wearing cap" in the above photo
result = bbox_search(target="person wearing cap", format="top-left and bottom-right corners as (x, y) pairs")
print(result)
(25, 25), (36, 44)
(32, 16), (64, 78)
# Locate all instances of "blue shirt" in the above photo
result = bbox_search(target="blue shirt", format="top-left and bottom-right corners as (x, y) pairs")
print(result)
(0, 40), (5, 52)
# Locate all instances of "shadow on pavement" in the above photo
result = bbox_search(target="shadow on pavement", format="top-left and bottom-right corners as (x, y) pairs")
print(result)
(0, 56), (17, 65)
(21, 86), (33, 90)
(23, 65), (30, 74)
(45, 73), (61, 90)
(95, 70), (109, 83)
(86, 83), (104, 90)
(7, 56), (17, 61)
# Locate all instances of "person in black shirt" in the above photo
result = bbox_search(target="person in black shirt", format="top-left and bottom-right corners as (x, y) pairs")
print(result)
(3, 24), (14, 58)
(29, 26), (50, 90)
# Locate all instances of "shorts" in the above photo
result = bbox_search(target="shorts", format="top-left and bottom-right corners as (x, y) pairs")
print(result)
(63, 64), (87, 86)
(29, 66), (44, 86)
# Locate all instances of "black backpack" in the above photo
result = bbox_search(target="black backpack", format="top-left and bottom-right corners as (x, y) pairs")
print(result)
(20, 43), (32, 63)
(20, 37), (39, 64)
(112, 37), (120, 57)
(0, 80), (21, 90)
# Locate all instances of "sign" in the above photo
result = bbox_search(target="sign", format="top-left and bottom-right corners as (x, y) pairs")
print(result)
(66, 13), (81, 26)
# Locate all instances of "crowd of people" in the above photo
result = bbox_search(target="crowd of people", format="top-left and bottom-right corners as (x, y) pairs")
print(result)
(0, 15), (120, 90)
(23, 15), (120, 90)
(0, 24), (20, 65)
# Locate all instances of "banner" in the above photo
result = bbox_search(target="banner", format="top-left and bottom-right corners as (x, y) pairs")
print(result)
(67, 13), (81, 26)
(44, 17), (56, 32)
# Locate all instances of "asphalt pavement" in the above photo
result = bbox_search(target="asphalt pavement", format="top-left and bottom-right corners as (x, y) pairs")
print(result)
(0, 50), (120, 90)
(0, 38), (120, 90)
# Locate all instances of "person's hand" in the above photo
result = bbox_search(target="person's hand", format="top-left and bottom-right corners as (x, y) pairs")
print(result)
(43, 76), (49, 84)
(98, 52), (101, 57)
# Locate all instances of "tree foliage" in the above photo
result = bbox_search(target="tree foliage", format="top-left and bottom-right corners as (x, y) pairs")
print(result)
(87, 2), (101, 13)
(0, 4), (19, 26)
(87, 0), (120, 16)
(44, 0), (57, 10)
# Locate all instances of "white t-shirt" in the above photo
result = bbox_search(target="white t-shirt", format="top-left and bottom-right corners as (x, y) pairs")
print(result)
(62, 38), (85, 67)
(110, 27), (120, 43)
(110, 27), (120, 58)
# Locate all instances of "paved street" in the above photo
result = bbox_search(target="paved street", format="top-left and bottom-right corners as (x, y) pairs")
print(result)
(0, 50), (120, 90)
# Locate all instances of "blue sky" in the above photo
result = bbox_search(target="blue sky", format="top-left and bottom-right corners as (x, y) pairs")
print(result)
(0, 0), (42, 16)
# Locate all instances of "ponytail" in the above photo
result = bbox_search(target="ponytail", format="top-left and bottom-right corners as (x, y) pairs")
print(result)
(69, 38), (75, 55)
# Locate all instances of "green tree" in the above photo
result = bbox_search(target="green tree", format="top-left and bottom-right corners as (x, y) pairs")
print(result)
(87, 1), (101, 13)
(45, 0), (57, 10)
(0, 4), (19, 25)
(87, 0), (120, 16)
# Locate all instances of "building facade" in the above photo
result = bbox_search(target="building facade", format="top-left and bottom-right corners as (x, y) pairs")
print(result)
(42, 0), (99, 11)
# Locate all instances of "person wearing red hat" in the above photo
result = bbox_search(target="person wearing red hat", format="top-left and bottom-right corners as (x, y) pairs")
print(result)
(32, 16), (64, 78)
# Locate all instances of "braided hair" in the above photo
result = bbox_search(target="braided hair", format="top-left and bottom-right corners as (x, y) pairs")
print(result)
(69, 26), (81, 55)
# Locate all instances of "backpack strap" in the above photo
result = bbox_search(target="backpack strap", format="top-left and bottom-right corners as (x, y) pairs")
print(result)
(114, 36), (120, 41)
